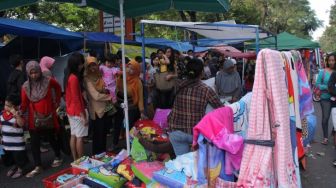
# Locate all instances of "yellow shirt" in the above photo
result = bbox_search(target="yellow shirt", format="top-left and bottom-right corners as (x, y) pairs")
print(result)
(159, 58), (167, 73)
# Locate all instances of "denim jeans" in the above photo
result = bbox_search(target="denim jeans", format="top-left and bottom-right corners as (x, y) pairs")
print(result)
(321, 99), (331, 139)
(169, 130), (193, 156)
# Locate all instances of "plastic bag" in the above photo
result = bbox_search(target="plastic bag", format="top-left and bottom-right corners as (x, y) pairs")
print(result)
(131, 137), (147, 162)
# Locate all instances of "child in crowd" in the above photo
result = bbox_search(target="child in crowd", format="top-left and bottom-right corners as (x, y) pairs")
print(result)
(100, 53), (120, 103)
(1, 95), (28, 178)
(140, 60), (157, 118)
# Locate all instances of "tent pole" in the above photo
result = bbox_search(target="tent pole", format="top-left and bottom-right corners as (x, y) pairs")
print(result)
(58, 40), (61, 56)
(255, 27), (260, 54)
(119, 0), (131, 155)
(141, 22), (148, 115)
(38, 37), (40, 59)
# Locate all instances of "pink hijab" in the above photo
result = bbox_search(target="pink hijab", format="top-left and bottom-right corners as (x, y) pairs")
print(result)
(40, 56), (55, 73)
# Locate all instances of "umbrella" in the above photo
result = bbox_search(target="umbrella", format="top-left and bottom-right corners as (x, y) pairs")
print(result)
(0, 0), (230, 155)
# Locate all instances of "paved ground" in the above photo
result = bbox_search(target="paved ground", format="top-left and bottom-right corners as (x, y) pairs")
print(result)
(301, 102), (336, 188)
(0, 102), (335, 188)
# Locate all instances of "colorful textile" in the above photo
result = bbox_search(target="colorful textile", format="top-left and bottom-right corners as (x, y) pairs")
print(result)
(228, 92), (252, 138)
(153, 169), (197, 188)
(153, 108), (171, 129)
(193, 107), (243, 154)
(100, 65), (120, 103)
(169, 80), (222, 135)
(132, 161), (164, 185)
(216, 177), (237, 188)
(282, 51), (302, 129)
(237, 49), (297, 187)
(197, 134), (234, 187)
(292, 51), (314, 117)
(193, 107), (244, 175)
(165, 151), (197, 181)
(283, 51), (303, 188)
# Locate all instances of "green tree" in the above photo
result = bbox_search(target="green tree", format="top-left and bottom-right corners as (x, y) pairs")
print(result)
(3, 2), (99, 32)
(320, 1), (336, 52)
(0, 0), (321, 41)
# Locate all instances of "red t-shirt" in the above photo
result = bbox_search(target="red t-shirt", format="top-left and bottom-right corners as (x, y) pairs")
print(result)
(65, 74), (85, 116)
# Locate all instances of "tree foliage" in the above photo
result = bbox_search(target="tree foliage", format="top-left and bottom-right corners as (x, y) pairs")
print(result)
(320, 1), (336, 52)
(3, 2), (98, 32)
(0, 0), (321, 41)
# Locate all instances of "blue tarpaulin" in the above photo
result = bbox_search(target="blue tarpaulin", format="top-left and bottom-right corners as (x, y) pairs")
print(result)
(135, 36), (208, 52)
(84, 32), (137, 44)
(0, 18), (83, 39)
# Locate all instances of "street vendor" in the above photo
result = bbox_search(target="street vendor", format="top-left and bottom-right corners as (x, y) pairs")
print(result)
(168, 58), (223, 155)
(139, 58), (222, 157)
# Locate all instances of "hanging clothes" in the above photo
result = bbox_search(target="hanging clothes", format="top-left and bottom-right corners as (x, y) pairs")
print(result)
(192, 106), (244, 175)
(228, 92), (252, 138)
(291, 50), (314, 117)
(283, 52), (302, 130)
(197, 134), (234, 187)
(282, 51), (302, 188)
(237, 49), (297, 188)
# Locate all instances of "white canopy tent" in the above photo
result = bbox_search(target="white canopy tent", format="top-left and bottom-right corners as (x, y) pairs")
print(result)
(140, 20), (269, 44)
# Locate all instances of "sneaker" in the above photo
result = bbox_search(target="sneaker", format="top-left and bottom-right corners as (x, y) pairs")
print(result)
(51, 158), (63, 168)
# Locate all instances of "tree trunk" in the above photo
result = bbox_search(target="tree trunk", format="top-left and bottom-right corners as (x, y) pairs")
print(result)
(187, 11), (197, 22)
(179, 11), (188, 22)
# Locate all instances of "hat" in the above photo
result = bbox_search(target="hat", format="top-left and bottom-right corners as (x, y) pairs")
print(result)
(86, 56), (97, 65)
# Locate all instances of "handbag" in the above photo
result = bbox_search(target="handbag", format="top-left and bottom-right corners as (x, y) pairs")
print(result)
(32, 103), (54, 130)
(313, 70), (326, 102)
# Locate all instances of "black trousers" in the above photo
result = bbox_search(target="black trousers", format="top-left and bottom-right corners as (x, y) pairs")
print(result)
(113, 106), (140, 146)
(30, 130), (61, 167)
(4, 150), (28, 169)
(155, 89), (174, 109)
(92, 115), (108, 155)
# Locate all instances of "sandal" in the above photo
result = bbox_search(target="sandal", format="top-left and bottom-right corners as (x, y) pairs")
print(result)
(26, 166), (42, 178)
(321, 138), (329, 145)
(6, 166), (18, 177)
(51, 158), (63, 168)
(11, 168), (23, 179)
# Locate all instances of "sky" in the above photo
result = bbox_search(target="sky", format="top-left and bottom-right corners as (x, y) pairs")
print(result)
(309, 0), (334, 40)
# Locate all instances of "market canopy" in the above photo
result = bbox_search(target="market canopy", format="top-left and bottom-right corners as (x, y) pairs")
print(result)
(135, 36), (208, 52)
(0, 17), (83, 39)
(83, 32), (136, 44)
(245, 32), (320, 50)
(0, 0), (230, 18)
(140, 20), (269, 42)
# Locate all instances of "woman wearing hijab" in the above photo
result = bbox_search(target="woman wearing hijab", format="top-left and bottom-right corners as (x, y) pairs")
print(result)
(84, 56), (112, 155)
(40, 56), (55, 78)
(215, 59), (242, 103)
(21, 61), (62, 178)
(114, 60), (145, 148)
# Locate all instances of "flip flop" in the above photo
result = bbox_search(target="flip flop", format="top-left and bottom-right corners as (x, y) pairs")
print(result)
(51, 158), (63, 168)
(11, 168), (23, 179)
(321, 139), (329, 145)
(26, 167), (42, 178)
(6, 166), (18, 177)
